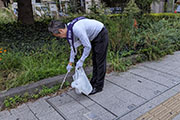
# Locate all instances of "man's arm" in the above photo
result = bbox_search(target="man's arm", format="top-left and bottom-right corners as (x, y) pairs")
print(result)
(73, 27), (91, 63)
(69, 41), (81, 64)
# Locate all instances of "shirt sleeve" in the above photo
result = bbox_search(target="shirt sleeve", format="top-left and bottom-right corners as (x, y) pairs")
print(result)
(73, 27), (92, 62)
(69, 41), (81, 63)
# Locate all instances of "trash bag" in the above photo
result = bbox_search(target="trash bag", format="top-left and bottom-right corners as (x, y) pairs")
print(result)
(71, 67), (93, 95)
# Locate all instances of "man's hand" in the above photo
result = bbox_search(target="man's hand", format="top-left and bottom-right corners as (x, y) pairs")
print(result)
(66, 62), (73, 72)
(76, 60), (83, 69)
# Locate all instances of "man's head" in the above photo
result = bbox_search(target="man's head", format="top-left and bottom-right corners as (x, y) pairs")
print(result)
(48, 20), (67, 38)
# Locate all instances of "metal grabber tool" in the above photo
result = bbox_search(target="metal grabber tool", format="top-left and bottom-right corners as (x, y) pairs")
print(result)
(60, 71), (69, 89)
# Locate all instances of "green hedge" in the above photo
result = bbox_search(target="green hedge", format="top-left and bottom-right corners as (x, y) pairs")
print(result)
(1, 13), (180, 91)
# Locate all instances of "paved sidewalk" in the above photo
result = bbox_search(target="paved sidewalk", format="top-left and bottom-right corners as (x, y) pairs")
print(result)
(1, 51), (180, 120)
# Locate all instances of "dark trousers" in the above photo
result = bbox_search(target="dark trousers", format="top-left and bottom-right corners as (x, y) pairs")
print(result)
(90, 27), (109, 89)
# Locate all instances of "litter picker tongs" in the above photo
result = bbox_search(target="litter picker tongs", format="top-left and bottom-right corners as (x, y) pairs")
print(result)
(60, 71), (69, 89)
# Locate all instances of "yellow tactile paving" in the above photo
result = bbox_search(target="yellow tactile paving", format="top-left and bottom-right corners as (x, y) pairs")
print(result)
(149, 105), (167, 116)
(168, 100), (180, 109)
(173, 93), (180, 100)
(136, 92), (180, 120)
(159, 111), (176, 120)
(163, 99), (178, 108)
(154, 108), (170, 118)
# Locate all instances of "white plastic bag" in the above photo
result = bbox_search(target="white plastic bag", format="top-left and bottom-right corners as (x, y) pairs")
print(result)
(71, 67), (93, 95)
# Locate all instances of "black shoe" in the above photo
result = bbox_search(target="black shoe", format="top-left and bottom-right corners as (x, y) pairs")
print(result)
(89, 87), (103, 95)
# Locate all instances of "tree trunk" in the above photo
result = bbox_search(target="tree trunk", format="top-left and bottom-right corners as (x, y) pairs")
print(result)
(18, 0), (34, 24)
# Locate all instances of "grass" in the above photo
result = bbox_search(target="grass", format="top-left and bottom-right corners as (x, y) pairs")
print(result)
(0, 40), (69, 91)
(0, 39), (92, 92)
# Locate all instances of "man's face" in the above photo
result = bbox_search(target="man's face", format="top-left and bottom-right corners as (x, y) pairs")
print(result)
(53, 28), (67, 38)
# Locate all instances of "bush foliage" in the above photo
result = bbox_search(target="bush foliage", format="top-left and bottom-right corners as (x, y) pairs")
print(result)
(1, 13), (180, 91)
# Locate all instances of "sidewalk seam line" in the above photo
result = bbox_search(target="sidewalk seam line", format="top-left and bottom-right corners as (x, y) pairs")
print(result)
(45, 97), (68, 120)
(26, 104), (40, 120)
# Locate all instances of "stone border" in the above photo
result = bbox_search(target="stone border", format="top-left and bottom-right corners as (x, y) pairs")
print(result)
(0, 67), (93, 108)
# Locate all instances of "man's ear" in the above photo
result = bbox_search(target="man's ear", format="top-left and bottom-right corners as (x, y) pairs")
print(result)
(58, 29), (65, 34)
(58, 29), (62, 34)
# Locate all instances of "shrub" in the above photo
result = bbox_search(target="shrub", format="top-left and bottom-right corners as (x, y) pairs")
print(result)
(1, 13), (180, 90)
(0, 8), (16, 24)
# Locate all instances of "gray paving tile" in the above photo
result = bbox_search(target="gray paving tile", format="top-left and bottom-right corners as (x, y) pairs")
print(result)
(48, 93), (74, 107)
(140, 59), (169, 68)
(173, 113), (180, 120)
(0, 110), (11, 119)
(89, 80), (124, 101)
(150, 94), (170, 106)
(10, 103), (30, 114)
(161, 89), (178, 98)
(9, 103), (37, 120)
(119, 111), (141, 120)
(67, 108), (90, 120)
(128, 66), (180, 87)
(150, 89), (178, 106)
(172, 84), (180, 92)
(141, 60), (180, 77)
(38, 111), (64, 120)
(107, 72), (167, 99)
(90, 89), (145, 117)
(26, 99), (55, 118)
(168, 70), (180, 78)
(129, 85), (158, 100)
(119, 102), (156, 120)
(67, 89), (94, 107)
(0, 115), (19, 120)
(88, 104), (116, 120)
(3, 112), (38, 120)
(56, 100), (85, 116)
(115, 90), (146, 107)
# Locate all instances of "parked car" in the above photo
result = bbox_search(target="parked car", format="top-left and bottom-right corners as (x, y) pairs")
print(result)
(59, 11), (69, 16)
(105, 7), (122, 14)
(110, 7), (122, 14)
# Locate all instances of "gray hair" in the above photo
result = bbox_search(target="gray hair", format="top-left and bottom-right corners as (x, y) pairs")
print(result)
(48, 20), (66, 34)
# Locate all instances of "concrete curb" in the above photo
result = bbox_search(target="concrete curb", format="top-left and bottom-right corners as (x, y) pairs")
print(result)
(0, 67), (93, 107)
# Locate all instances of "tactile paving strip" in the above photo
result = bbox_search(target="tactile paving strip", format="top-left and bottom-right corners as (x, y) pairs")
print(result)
(137, 92), (180, 120)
